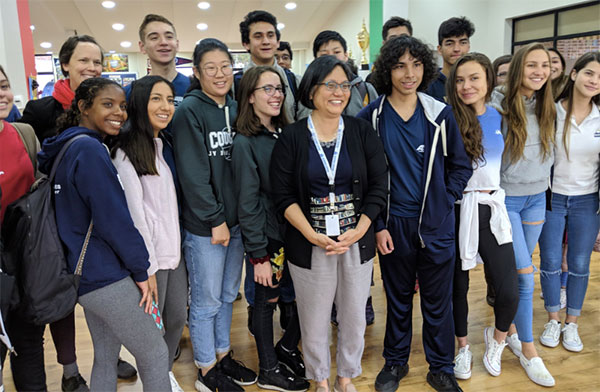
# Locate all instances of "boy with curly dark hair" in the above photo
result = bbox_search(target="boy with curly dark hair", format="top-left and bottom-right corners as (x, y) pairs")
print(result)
(358, 36), (472, 392)
(427, 16), (475, 102)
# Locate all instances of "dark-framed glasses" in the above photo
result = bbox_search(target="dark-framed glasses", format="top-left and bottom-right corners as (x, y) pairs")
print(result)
(202, 64), (233, 77)
(254, 84), (285, 96)
(317, 81), (351, 92)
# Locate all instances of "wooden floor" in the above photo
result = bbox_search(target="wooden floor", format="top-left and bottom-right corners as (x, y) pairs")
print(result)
(3, 248), (600, 391)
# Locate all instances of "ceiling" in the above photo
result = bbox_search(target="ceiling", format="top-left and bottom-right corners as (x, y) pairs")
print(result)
(28, 0), (348, 54)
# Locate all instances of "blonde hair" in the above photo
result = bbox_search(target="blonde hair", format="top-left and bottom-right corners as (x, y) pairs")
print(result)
(501, 43), (555, 163)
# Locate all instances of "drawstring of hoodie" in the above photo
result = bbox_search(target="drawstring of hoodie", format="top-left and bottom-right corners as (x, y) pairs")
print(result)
(224, 104), (231, 134)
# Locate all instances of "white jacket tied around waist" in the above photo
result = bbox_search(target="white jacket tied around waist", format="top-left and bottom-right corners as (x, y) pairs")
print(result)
(459, 188), (512, 271)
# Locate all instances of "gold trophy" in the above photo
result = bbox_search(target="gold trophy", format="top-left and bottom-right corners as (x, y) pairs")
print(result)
(357, 19), (370, 70)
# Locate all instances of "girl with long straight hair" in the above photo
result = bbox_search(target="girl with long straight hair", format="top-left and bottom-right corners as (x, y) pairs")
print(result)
(490, 42), (556, 387)
(232, 65), (309, 392)
(538, 52), (600, 353)
(447, 53), (519, 380)
(172, 38), (256, 392)
(110, 75), (187, 392)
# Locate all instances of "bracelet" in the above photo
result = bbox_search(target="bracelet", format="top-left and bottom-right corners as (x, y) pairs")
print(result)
(250, 255), (270, 265)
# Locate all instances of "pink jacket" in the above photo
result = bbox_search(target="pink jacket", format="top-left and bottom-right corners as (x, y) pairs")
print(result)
(112, 139), (180, 275)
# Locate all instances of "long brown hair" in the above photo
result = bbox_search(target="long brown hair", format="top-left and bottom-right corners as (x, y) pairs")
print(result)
(556, 51), (600, 159)
(235, 66), (288, 136)
(446, 53), (494, 165)
(501, 43), (555, 163)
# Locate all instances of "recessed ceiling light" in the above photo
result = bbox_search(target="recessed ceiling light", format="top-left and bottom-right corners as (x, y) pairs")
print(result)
(197, 2), (210, 9)
(120, 41), (131, 48)
(196, 23), (208, 31)
(40, 42), (52, 49)
(30, 25), (35, 31)
(102, 1), (116, 9)
(46, 51), (53, 54)
(112, 23), (125, 31)
(285, 2), (297, 10)
(109, 50), (116, 54)
(277, 23), (285, 30)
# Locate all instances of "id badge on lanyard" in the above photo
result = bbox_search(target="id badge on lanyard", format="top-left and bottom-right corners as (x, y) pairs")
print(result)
(308, 115), (344, 236)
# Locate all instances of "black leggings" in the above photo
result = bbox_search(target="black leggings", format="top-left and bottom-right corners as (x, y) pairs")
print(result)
(253, 240), (301, 371)
(453, 204), (519, 337)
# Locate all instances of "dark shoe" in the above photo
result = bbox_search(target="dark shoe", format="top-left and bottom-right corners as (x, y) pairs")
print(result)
(278, 300), (296, 330)
(174, 344), (181, 361)
(61, 374), (89, 392)
(486, 285), (496, 307)
(236, 291), (242, 301)
(331, 303), (338, 327)
(195, 366), (243, 392)
(117, 358), (137, 379)
(258, 365), (310, 392)
(248, 305), (255, 336)
(486, 294), (496, 307)
(426, 371), (463, 392)
(275, 342), (306, 378)
(366, 296), (375, 326)
(219, 351), (258, 386)
(374, 364), (409, 392)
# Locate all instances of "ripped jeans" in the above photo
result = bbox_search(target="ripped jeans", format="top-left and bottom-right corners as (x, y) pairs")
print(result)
(539, 192), (600, 316)
(505, 192), (546, 343)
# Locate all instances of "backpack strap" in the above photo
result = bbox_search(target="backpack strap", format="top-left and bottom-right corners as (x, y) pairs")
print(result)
(12, 122), (40, 174)
(355, 80), (369, 107)
(49, 134), (94, 275)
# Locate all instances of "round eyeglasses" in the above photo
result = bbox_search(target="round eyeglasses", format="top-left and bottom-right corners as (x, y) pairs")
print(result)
(202, 64), (233, 77)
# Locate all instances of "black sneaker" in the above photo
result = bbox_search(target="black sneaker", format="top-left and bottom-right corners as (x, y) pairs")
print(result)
(374, 364), (409, 392)
(366, 296), (375, 326)
(195, 366), (243, 392)
(117, 358), (137, 379)
(236, 291), (243, 301)
(219, 351), (258, 386)
(426, 371), (463, 392)
(275, 342), (306, 378)
(61, 374), (89, 392)
(258, 365), (310, 392)
(248, 305), (255, 336)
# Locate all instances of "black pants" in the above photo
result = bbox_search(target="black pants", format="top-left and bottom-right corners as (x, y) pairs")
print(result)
(380, 215), (455, 374)
(253, 241), (301, 371)
(453, 204), (519, 337)
(0, 310), (47, 392)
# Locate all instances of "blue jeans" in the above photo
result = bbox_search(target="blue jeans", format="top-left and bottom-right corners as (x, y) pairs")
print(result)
(539, 192), (599, 316)
(183, 226), (244, 367)
(505, 192), (546, 343)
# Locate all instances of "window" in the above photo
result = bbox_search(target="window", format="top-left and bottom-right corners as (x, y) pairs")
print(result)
(511, 1), (600, 71)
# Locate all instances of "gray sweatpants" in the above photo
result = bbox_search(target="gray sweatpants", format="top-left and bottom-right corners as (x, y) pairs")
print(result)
(156, 259), (188, 370)
(78, 277), (171, 392)
(288, 244), (373, 381)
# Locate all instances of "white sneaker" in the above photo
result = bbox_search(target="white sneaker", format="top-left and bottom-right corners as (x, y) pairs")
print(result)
(454, 344), (472, 379)
(540, 320), (561, 348)
(506, 333), (522, 357)
(483, 327), (506, 377)
(562, 323), (583, 352)
(169, 371), (184, 392)
(560, 288), (567, 310)
(519, 354), (555, 387)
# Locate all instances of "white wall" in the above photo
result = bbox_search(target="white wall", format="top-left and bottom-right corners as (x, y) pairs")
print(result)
(404, 0), (588, 64)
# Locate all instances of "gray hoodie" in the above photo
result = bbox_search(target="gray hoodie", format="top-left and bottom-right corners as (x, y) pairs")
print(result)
(490, 88), (554, 196)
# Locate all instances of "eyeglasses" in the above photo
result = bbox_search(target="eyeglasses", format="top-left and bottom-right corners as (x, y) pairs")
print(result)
(202, 64), (233, 77)
(317, 81), (352, 92)
(275, 54), (291, 61)
(254, 84), (285, 96)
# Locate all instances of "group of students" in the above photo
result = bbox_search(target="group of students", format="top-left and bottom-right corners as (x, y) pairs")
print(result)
(0, 8), (599, 392)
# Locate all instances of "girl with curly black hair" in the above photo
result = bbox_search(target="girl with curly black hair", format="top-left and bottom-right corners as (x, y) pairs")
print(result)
(358, 36), (472, 392)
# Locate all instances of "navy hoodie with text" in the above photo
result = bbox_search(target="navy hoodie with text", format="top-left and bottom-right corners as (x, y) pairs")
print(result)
(38, 127), (150, 296)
